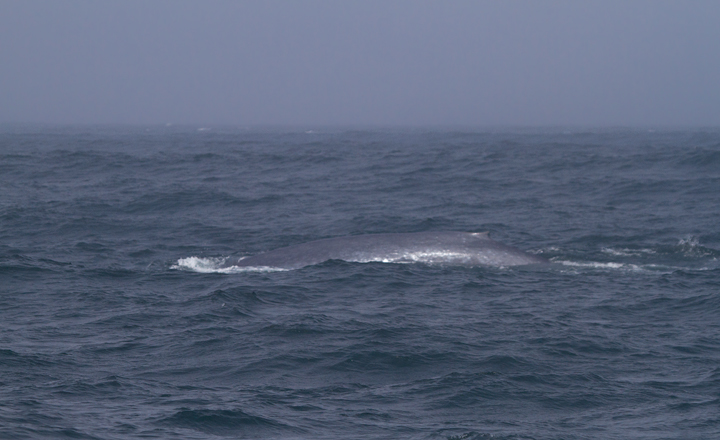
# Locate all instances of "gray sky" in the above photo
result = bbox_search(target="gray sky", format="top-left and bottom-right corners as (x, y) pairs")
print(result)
(2, 0), (719, 126)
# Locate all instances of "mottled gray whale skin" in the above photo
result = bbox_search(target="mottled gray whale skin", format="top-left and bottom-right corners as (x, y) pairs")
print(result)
(222, 231), (548, 270)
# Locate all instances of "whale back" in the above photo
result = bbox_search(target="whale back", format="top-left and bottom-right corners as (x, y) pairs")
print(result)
(223, 231), (547, 269)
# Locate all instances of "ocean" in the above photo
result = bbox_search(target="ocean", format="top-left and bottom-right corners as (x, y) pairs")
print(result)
(1, 125), (719, 439)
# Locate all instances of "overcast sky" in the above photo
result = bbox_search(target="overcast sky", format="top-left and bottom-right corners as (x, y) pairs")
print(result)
(2, 1), (719, 126)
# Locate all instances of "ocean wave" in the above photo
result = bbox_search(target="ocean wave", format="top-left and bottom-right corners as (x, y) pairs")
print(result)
(160, 408), (304, 436)
(4, 127), (720, 439)
(172, 256), (288, 273)
(553, 259), (718, 273)
(601, 247), (657, 257)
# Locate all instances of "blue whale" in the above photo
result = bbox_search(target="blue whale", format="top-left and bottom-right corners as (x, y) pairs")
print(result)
(222, 231), (548, 270)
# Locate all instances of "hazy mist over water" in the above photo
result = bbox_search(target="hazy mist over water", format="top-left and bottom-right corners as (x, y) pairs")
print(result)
(2, 0), (720, 126)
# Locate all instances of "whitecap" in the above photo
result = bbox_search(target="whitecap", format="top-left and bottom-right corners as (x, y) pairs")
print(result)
(601, 247), (656, 256)
(555, 260), (644, 271)
(171, 256), (287, 273)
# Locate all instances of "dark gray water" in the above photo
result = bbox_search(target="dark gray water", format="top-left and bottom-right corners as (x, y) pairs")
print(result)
(1, 126), (719, 439)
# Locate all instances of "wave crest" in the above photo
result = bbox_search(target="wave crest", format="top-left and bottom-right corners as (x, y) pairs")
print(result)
(171, 257), (288, 273)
